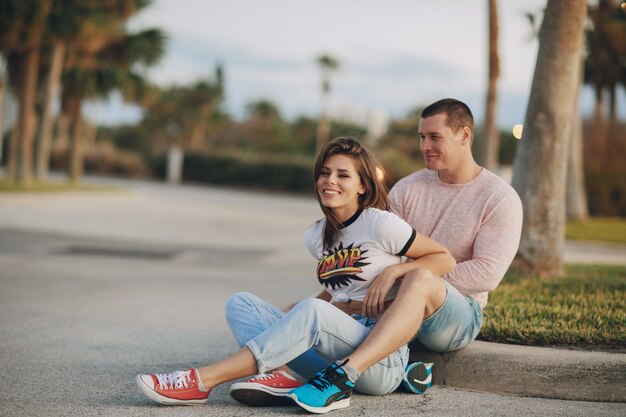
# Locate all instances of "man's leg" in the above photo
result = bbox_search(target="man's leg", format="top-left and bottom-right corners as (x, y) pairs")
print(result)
(414, 280), (483, 352)
(345, 268), (446, 373)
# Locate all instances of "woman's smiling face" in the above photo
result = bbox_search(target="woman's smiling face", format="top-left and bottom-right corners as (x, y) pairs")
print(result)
(316, 154), (365, 222)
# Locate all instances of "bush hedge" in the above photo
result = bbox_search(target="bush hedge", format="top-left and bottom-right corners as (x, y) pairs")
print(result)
(51, 141), (150, 178)
(146, 146), (625, 217)
(585, 168), (626, 216)
(153, 151), (315, 193)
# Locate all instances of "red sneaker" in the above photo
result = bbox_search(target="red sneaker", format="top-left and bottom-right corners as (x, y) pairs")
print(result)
(229, 370), (303, 406)
(135, 368), (209, 405)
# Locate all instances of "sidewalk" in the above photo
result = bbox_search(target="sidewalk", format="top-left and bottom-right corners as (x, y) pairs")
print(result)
(564, 239), (626, 265)
(409, 341), (626, 402)
(0, 177), (624, 416)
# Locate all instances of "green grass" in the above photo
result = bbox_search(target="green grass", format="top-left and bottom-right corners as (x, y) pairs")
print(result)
(0, 179), (115, 193)
(479, 265), (626, 349)
(566, 217), (626, 244)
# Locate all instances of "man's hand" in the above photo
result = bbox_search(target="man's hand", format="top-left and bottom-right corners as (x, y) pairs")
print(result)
(362, 264), (403, 317)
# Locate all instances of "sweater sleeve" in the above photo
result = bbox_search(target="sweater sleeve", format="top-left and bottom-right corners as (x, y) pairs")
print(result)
(443, 190), (523, 294)
(388, 184), (405, 220)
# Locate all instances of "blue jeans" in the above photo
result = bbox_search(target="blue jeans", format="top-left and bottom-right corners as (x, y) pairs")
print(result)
(413, 280), (484, 352)
(225, 292), (408, 395)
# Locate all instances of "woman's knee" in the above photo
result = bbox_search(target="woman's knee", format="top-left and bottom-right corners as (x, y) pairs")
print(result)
(292, 297), (329, 313)
(224, 292), (256, 321)
(290, 298), (337, 323)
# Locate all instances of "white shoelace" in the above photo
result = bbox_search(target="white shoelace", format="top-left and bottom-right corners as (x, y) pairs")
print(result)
(155, 370), (193, 390)
(250, 372), (280, 382)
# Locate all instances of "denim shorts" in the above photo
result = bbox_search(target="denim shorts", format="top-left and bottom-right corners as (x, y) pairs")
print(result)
(412, 280), (483, 352)
(351, 314), (378, 329)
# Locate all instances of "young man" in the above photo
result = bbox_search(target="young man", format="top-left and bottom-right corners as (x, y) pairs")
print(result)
(233, 98), (523, 413)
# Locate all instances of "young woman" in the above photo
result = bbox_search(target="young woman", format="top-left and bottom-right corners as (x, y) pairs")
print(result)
(136, 137), (455, 413)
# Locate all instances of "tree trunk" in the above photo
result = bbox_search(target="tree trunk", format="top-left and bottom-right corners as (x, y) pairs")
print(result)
(608, 84), (616, 128)
(36, 40), (66, 180)
(592, 87), (606, 165)
(6, 122), (20, 180)
(477, 0), (500, 170)
(16, 0), (51, 185)
(55, 112), (70, 150)
(189, 121), (207, 150)
(510, 0), (587, 277)
(17, 48), (41, 184)
(67, 100), (83, 183)
(316, 113), (331, 154)
(316, 80), (331, 154)
(566, 101), (588, 221)
(83, 118), (97, 150)
(566, 57), (588, 221)
(0, 76), (5, 166)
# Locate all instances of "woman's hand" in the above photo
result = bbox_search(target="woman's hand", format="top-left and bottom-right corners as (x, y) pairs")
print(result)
(362, 264), (403, 317)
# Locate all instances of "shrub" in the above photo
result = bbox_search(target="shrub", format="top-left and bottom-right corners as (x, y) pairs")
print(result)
(582, 120), (626, 216)
(51, 141), (150, 178)
(585, 168), (626, 216)
(153, 150), (315, 193)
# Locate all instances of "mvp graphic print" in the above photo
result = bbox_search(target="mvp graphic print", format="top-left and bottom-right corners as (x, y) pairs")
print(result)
(317, 243), (369, 290)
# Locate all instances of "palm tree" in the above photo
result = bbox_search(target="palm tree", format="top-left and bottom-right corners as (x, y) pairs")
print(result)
(140, 70), (223, 153)
(476, 0), (500, 171)
(246, 99), (281, 121)
(316, 54), (339, 153)
(566, 63), (588, 221)
(35, 0), (90, 180)
(585, 0), (626, 157)
(183, 78), (223, 150)
(0, 2), (24, 177)
(525, 6), (589, 221)
(0, 0), (52, 184)
(510, 0), (587, 276)
(0, 58), (6, 165)
(58, 2), (165, 182)
(245, 98), (289, 152)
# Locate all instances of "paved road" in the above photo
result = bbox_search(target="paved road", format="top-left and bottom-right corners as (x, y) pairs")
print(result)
(0, 178), (624, 417)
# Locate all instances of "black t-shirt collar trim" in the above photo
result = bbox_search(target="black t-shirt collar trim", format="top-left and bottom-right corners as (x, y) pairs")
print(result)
(339, 208), (364, 229)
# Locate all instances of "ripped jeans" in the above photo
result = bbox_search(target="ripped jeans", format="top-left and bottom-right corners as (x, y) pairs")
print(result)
(224, 292), (408, 395)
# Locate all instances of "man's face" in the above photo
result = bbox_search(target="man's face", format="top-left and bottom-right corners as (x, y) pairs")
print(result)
(418, 113), (466, 172)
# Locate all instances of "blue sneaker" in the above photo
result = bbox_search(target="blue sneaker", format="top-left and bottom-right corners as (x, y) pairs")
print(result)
(288, 360), (354, 414)
(402, 362), (433, 394)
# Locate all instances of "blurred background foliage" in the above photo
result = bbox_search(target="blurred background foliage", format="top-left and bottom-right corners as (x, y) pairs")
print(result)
(1, 0), (625, 216)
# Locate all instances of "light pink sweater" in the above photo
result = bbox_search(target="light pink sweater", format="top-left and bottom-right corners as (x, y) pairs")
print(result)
(389, 169), (523, 308)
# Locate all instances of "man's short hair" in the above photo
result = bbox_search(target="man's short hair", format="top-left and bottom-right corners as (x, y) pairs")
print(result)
(421, 98), (474, 133)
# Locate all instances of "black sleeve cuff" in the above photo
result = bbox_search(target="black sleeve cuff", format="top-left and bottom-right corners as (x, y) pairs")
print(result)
(397, 229), (417, 256)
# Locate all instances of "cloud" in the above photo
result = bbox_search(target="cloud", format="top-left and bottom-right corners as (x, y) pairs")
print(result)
(111, 0), (624, 129)
(148, 34), (309, 85)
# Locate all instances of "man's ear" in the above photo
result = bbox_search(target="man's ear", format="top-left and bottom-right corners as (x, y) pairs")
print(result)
(461, 126), (472, 145)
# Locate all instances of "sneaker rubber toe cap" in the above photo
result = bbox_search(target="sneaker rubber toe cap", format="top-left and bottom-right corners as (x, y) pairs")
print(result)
(136, 374), (155, 390)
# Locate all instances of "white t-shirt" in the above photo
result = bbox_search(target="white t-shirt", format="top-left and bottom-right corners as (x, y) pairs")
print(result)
(304, 207), (416, 303)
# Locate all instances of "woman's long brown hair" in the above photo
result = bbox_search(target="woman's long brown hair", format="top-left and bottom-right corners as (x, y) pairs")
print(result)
(313, 137), (389, 250)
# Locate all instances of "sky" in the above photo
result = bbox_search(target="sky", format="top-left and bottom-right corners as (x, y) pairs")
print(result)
(89, 0), (624, 132)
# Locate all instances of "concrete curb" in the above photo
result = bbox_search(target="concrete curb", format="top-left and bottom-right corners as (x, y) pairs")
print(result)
(409, 341), (626, 402)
